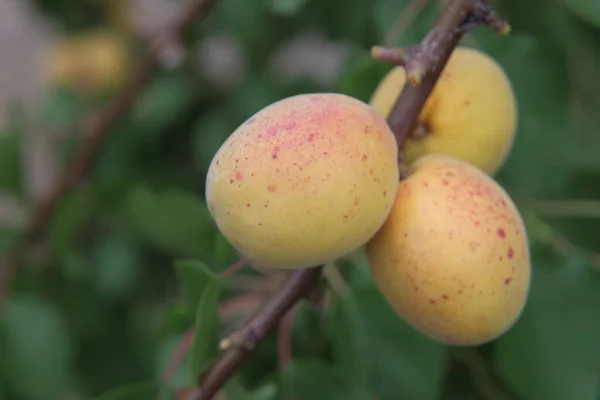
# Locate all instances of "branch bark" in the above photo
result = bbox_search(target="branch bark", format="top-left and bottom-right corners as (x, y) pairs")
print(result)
(187, 1), (509, 399)
(0, 0), (216, 305)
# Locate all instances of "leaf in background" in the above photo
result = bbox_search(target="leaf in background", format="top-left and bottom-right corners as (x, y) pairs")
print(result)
(338, 52), (392, 103)
(129, 72), (205, 143)
(39, 88), (86, 127)
(191, 278), (223, 377)
(174, 259), (221, 313)
(0, 110), (23, 194)
(155, 334), (193, 390)
(266, 0), (311, 17)
(351, 286), (447, 400)
(91, 232), (141, 301)
(49, 187), (98, 259)
(373, 0), (441, 46)
(192, 107), (238, 176)
(0, 296), (74, 400)
(123, 186), (217, 261)
(559, 0), (600, 29)
(94, 382), (158, 400)
(494, 247), (600, 400)
(473, 31), (574, 198)
(281, 359), (370, 400)
(223, 375), (278, 400)
(326, 294), (368, 387)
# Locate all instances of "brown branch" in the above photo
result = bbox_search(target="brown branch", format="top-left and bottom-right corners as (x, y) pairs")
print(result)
(0, 0), (217, 305)
(185, 1), (508, 399)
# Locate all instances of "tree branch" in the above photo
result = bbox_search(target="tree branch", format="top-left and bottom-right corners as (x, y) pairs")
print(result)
(0, 0), (217, 306)
(187, 1), (509, 399)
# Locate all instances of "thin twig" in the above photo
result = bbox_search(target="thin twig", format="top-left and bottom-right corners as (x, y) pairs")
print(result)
(0, 0), (217, 306)
(190, 267), (322, 400)
(187, 1), (509, 399)
(277, 304), (298, 370)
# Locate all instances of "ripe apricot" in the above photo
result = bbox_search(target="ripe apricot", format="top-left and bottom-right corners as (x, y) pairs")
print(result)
(369, 47), (517, 176)
(206, 93), (399, 269)
(367, 154), (530, 345)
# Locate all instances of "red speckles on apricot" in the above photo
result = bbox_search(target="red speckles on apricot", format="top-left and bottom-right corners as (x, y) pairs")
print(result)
(367, 154), (531, 346)
(206, 92), (399, 270)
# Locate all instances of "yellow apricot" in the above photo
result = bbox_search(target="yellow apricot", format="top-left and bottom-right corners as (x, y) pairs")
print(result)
(369, 47), (517, 176)
(367, 153), (530, 346)
(206, 93), (399, 269)
(45, 30), (131, 94)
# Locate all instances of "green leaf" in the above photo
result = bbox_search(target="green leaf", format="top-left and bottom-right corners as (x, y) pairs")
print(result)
(224, 375), (278, 400)
(281, 359), (370, 400)
(123, 186), (218, 260)
(338, 52), (392, 103)
(94, 382), (158, 400)
(265, 0), (311, 16)
(351, 286), (447, 400)
(373, 0), (441, 45)
(326, 293), (368, 386)
(174, 259), (220, 313)
(474, 32), (574, 198)
(0, 133), (22, 194)
(192, 108), (238, 176)
(49, 187), (98, 258)
(0, 296), (73, 400)
(130, 72), (204, 142)
(559, 0), (600, 28)
(91, 233), (141, 301)
(191, 279), (223, 377)
(494, 249), (600, 400)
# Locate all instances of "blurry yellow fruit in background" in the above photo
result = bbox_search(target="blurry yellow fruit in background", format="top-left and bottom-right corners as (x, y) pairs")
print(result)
(45, 30), (132, 95)
(369, 47), (518, 176)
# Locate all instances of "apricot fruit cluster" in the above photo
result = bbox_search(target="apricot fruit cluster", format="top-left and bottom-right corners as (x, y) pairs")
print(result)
(205, 93), (399, 269)
(205, 46), (530, 346)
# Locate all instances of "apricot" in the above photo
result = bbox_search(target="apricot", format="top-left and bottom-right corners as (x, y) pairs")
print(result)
(205, 93), (399, 269)
(369, 47), (517, 176)
(367, 154), (530, 345)
(45, 30), (131, 94)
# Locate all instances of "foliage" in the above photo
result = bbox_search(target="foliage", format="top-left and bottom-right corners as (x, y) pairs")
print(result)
(1, 0), (600, 399)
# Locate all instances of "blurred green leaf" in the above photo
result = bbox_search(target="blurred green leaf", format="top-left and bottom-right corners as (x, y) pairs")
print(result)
(224, 376), (278, 399)
(174, 259), (221, 313)
(155, 334), (193, 390)
(191, 278), (223, 377)
(0, 131), (22, 194)
(94, 382), (158, 400)
(0, 296), (73, 400)
(49, 187), (98, 259)
(351, 286), (447, 400)
(560, 0), (600, 28)
(192, 108), (238, 175)
(40, 88), (86, 126)
(265, 0), (311, 16)
(475, 32), (574, 198)
(373, 0), (440, 45)
(326, 293), (368, 386)
(130, 72), (205, 142)
(91, 232), (141, 301)
(281, 359), (370, 400)
(338, 52), (391, 102)
(124, 186), (217, 260)
(494, 248), (600, 400)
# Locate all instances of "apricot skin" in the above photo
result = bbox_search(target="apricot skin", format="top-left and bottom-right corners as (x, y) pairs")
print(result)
(367, 154), (530, 346)
(369, 47), (517, 176)
(206, 93), (399, 269)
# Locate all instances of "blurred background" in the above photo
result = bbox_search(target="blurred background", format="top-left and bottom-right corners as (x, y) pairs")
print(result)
(0, 0), (599, 399)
